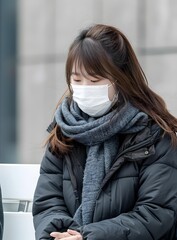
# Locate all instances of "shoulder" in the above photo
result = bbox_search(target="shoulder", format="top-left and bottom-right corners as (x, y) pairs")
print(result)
(40, 145), (64, 174)
(155, 133), (177, 168)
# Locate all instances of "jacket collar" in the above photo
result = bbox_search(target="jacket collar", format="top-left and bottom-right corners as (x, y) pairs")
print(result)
(98, 121), (163, 192)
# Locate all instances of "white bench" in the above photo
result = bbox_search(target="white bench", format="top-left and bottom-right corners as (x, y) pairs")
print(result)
(0, 164), (40, 240)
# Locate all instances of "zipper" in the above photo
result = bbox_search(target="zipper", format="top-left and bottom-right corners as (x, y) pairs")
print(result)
(96, 129), (161, 199)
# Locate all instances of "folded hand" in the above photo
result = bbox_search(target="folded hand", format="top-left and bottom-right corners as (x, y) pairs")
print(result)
(50, 229), (83, 240)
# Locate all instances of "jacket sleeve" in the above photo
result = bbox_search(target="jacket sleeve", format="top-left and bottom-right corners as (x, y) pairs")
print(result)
(32, 146), (79, 240)
(80, 136), (177, 240)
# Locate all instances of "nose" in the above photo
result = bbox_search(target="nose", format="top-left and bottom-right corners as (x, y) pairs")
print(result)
(81, 78), (92, 85)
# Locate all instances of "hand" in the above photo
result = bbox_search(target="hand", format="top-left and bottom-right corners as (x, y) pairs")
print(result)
(50, 229), (83, 240)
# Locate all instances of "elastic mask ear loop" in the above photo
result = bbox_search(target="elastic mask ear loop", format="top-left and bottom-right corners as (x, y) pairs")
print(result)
(108, 81), (116, 88)
(109, 82), (119, 102)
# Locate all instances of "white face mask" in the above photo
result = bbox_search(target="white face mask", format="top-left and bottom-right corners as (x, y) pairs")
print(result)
(71, 84), (117, 117)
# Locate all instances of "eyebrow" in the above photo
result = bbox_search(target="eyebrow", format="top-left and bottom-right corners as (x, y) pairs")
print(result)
(71, 71), (99, 78)
(71, 72), (81, 76)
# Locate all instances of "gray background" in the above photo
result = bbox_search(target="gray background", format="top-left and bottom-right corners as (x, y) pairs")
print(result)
(2, 0), (177, 163)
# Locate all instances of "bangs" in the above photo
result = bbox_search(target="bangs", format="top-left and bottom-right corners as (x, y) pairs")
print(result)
(66, 38), (112, 81)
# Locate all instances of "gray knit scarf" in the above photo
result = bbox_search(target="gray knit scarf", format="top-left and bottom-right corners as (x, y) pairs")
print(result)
(54, 97), (148, 226)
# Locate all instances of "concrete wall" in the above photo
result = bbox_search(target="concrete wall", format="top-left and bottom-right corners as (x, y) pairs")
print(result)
(17, 0), (177, 163)
(143, 0), (177, 115)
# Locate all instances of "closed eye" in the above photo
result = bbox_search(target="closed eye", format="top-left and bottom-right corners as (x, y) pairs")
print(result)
(90, 80), (99, 83)
(73, 79), (81, 82)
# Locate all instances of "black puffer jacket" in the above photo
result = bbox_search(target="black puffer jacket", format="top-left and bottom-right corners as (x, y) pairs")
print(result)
(33, 121), (177, 240)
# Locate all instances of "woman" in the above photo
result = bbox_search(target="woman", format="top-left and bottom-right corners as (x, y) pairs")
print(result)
(32, 24), (177, 240)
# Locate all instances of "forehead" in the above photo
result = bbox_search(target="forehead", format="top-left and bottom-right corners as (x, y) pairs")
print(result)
(69, 58), (111, 80)
(71, 64), (93, 77)
(72, 63), (85, 72)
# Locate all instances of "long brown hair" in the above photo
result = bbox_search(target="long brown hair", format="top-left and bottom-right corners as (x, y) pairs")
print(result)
(48, 24), (177, 153)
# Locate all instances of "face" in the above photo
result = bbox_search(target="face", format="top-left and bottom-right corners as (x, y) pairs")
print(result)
(70, 66), (116, 101)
